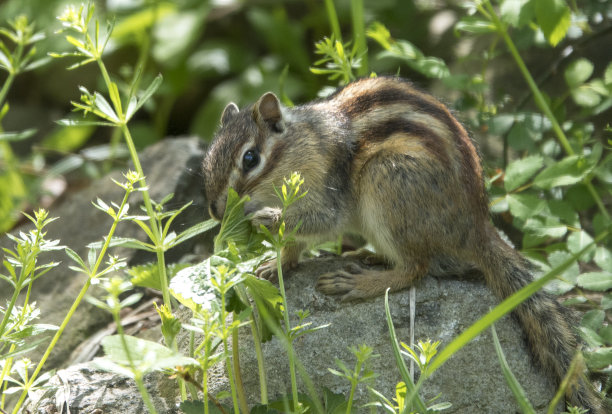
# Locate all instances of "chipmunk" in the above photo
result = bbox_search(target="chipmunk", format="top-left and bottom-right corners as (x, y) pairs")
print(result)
(202, 76), (603, 412)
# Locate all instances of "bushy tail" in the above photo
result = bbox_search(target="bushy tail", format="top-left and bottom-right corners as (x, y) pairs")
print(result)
(475, 226), (604, 413)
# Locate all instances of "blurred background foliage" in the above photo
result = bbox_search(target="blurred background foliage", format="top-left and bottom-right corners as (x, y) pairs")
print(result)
(0, 0), (611, 236)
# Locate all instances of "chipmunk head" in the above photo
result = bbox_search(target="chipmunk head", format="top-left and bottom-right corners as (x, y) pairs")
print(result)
(203, 92), (288, 221)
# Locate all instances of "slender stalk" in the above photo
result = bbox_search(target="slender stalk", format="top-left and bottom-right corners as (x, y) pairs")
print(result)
(351, 0), (368, 76)
(0, 72), (16, 111)
(232, 329), (249, 414)
(481, 0), (610, 223)
(324, 0), (342, 42)
(276, 246), (299, 411)
(345, 359), (363, 414)
(220, 288), (240, 414)
(120, 124), (171, 310)
(249, 317), (268, 404)
(114, 300), (158, 414)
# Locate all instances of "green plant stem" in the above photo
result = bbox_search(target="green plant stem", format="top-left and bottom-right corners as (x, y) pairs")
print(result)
(481, 0), (611, 223)
(276, 246), (299, 411)
(324, 0), (342, 42)
(351, 0), (368, 76)
(345, 361), (363, 414)
(232, 329), (249, 414)
(89, 30), (172, 311)
(0, 72), (16, 111)
(10, 190), (130, 414)
(119, 124), (171, 311)
(250, 316), (268, 404)
(220, 288), (240, 414)
(114, 304), (158, 414)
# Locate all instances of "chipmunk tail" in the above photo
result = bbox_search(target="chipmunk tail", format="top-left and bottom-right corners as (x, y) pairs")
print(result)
(474, 224), (605, 413)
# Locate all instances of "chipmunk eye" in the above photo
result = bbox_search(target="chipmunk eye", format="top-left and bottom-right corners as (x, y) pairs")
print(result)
(242, 149), (260, 172)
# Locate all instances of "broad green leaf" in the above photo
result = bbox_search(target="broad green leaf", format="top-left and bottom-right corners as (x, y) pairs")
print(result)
(533, 155), (594, 189)
(567, 230), (595, 261)
(500, 0), (533, 28)
(545, 250), (579, 294)
(503, 155), (543, 191)
(564, 58), (594, 89)
(584, 347), (612, 371)
(487, 114), (515, 135)
(491, 326), (536, 414)
(174, 218), (219, 246)
(534, 0), (571, 46)
(523, 217), (567, 239)
(99, 334), (198, 375)
(41, 125), (95, 152)
(128, 262), (190, 290)
(605, 62), (612, 86)
(571, 85), (602, 107)
(548, 199), (579, 227)
(577, 272), (612, 291)
(506, 193), (546, 220)
(244, 274), (283, 342)
(594, 247), (612, 272)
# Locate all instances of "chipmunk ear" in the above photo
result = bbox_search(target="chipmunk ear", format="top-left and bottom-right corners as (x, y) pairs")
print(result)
(255, 92), (283, 132)
(221, 102), (239, 126)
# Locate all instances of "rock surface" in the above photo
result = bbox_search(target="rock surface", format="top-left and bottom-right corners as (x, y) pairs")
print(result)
(27, 256), (559, 413)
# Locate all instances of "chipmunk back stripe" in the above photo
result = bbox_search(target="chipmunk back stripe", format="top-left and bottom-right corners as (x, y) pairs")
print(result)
(359, 117), (452, 165)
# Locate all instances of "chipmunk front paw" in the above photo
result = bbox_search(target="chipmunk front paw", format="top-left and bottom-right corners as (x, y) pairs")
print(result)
(250, 207), (282, 231)
(316, 263), (366, 301)
(256, 259), (279, 282)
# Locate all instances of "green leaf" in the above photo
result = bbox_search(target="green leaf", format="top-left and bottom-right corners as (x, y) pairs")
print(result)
(584, 347), (612, 371)
(533, 155), (595, 189)
(534, 0), (571, 46)
(244, 274), (283, 342)
(594, 247), (612, 272)
(491, 325), (536, 414)
(0, 128), (37, 142)
(506, 193), (546, 220)
(545, 250), (579, 294)
(577, 272), (612, 291)
(564, 58), (594, 89)
(567, 230), (595, 261)
(99, 334), (198, 375)
(500, 0), (533, 28)
(56, 118), (117, 127)
(571, 85), (602, 107)
(454, 17), (496, 34)
(130, 74), (163, 118)
(41, 125), (95, 152)
(503, 155), (543, 191)
(605, 62), (612, 86)
(94, 92), (119, 123)
(174, 219), (219, 246)
(128, 262), (190, 291)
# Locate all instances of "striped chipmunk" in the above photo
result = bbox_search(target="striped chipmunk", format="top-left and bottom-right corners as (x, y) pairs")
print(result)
(202, 76), (603, 412)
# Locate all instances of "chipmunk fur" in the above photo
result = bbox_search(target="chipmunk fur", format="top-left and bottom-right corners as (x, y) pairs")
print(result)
(202, 76), (603, 412)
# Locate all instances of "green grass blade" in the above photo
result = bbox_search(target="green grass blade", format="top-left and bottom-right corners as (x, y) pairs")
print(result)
(491, 324), (536, 414)
(384, 289), (428, 414)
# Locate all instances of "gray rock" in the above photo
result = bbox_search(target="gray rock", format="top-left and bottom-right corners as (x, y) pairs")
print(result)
(217, 256), (558, 413)
(26, 256), (559, 413)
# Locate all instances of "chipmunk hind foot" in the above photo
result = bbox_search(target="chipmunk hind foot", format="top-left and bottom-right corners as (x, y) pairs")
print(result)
(316, 263), (425, 301)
